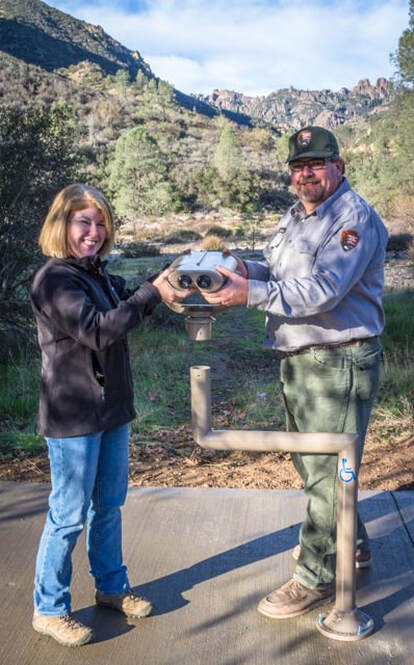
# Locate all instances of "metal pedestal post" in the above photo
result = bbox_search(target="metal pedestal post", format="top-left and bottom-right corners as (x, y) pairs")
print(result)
(190, 364), (375, 642)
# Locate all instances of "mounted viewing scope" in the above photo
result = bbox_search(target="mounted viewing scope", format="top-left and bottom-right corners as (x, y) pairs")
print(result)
(165, 250), (238, 341)
(168, 251), (238, 293)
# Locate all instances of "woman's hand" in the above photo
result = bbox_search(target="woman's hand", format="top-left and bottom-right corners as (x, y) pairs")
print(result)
(152, 267), (194, 304)
(202, 266), (248, 307)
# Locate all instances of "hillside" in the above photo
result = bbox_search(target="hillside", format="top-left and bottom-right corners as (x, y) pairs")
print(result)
(0, 0), (152, 77)
(0, 0), (394, 130)
(0, 0), (412, 230)
(0, 0), (230, 119)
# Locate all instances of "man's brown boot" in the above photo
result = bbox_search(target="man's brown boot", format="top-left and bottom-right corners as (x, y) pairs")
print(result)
(32, 612), (93, 646)
(95, 591), (153, 618)
(257, 578), (334, 619)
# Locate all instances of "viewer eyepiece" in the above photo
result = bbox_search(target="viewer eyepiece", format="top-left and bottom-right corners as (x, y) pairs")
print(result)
(178, 274), (193, 289)
(196, 274), (212, 290)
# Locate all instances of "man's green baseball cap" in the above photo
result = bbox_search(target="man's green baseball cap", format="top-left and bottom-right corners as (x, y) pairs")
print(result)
(287, 126), (340, 163)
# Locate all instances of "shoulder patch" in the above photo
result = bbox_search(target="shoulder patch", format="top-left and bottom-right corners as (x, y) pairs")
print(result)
(340, 230), (360, 252)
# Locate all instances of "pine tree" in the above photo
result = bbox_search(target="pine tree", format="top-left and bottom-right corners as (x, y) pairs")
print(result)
(108, 126), (174, 217)
(157, 80), (175, 120)
(135, 69), (146, 92)
(213, 123), (241, 181)
(114, 69), (130, 99)
(211, 122), (256, 210)
(393, 0), (414, 86)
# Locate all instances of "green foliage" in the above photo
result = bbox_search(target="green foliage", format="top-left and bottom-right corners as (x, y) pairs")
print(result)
(337, 1), (414, 221)
(392, 0), (414, 86)
(156, 80), (175, 120)
(108, 126), (176, 217)
(0, 349), (40, 429)
(338, 90), (414, 217)
(213, 123), (242, 181)
(113, 68), (130, 97)
(274, 132), (290, 165)
(386, 233), (413, 252)
(0, 431), (45, 455)
(203, 225), (233, 238)
(189, 167), (219, 209)
(120, 242), (160, 258)
(382, 292), (414, 360)
(239, 204), (265, 251)
(135, 69), (146, 91)
(135, 78), (176, 122)
(209, 122), (258, 210)
(378, 292), (414, 409)
(163, 229), (202, 244)
(0, 103), (81, 346)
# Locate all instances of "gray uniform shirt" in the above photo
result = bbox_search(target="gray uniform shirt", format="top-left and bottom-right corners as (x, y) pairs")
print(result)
(245, 178), (388, 352)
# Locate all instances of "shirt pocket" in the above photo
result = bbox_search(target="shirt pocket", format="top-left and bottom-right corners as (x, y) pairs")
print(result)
(294, 238), (318, 276)
(268, 227), (288, 249)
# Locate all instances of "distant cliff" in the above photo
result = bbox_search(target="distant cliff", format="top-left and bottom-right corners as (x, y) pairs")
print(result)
(196, 78), (393, 129)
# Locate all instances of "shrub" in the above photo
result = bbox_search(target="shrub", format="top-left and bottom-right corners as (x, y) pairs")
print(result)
(163, 229), (202, 244)
(204, 224), (233, 238)
(200, 234), (228, 250)
(386, 233), (413, 253)
(120, 242), (160, 258)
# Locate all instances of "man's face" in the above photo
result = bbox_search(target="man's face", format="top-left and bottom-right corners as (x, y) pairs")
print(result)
(289, 157), (344, 213)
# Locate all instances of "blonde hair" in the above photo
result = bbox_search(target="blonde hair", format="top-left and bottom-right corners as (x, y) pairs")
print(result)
(39, 184), (115, 258)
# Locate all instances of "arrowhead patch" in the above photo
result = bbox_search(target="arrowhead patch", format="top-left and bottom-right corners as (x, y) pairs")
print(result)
(340, 230), (360, 252)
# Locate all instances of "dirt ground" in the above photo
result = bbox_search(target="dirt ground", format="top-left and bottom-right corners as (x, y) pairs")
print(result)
(1, 418), (412, 491)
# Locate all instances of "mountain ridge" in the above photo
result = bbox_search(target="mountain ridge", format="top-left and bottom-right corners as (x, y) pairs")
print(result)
(195, 77), (393, 130)
(0, 0), (393, 130)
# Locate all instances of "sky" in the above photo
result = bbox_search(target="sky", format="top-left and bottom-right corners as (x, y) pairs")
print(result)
(46, 0), (409, 96)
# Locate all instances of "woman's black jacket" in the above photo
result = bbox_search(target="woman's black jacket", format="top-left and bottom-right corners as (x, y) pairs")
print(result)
(30, 256), (161, 438)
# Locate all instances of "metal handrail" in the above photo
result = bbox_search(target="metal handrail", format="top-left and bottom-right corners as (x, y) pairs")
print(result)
(190, 365), (374, 642)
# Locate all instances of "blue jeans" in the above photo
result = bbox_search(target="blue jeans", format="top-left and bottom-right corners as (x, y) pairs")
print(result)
(34, 423), (130, 616)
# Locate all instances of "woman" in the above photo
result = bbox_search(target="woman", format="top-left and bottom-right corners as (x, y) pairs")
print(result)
(30, 184), (184, 647)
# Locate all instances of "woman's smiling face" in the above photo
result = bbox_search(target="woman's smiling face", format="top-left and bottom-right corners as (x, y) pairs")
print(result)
(67, 206), (107, 259)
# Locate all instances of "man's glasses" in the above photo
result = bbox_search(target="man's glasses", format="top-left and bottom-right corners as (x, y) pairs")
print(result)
(289, 159), (331, 172)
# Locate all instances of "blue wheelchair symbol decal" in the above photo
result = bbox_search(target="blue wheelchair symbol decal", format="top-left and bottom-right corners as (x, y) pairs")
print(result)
(339, 458), (356, 483)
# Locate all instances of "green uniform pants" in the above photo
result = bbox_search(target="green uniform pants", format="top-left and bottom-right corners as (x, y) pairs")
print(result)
(280, 337), (382, 588)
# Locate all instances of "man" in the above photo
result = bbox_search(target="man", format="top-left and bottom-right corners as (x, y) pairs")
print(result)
(203, 126), (388, 619)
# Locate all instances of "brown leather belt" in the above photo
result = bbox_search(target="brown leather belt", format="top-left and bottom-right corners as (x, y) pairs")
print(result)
(280, 336), (378, 358)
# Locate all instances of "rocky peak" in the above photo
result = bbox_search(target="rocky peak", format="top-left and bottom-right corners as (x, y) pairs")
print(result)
(352, 78), (392, 99)
(197, 78), (393, 130)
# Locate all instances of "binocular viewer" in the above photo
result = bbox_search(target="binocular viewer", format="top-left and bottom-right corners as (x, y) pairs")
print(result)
(168, 251), (237, 293)
(165, 251), (238, 341)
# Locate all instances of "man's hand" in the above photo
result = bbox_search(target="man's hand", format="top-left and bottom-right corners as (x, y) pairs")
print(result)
(152, 267), (194, 304)
(222, 249), (248, 278)
(202, 266), (248, 307)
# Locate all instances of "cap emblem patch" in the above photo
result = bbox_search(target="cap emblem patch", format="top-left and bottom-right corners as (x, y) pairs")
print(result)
(340, 230), (360, 251)
(297, 130), (312, 146)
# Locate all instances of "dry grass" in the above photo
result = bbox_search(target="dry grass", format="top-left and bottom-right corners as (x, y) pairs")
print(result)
(199, 234), (228, 250)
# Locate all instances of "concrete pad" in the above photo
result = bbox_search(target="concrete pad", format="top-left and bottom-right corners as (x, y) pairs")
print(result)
(392, 491), (414, 544)
(0, 482), (413, 665)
